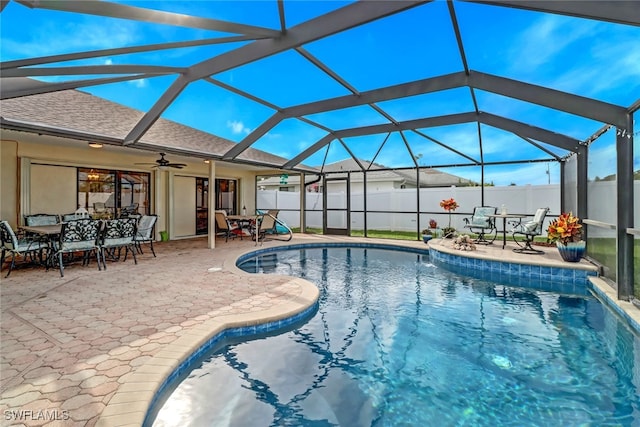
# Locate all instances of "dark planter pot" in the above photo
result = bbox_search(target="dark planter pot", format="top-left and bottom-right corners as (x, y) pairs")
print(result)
(556, 241), (585, 262)
(422, 235), (433, 243)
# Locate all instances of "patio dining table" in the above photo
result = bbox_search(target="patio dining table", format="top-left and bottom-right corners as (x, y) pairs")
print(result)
(488, 213), (527, 249)
(20, 224), (62, 236)
(227, 214), (259, 240)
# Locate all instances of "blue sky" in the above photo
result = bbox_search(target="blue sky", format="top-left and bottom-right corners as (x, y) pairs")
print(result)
(1, 0), (639, 185)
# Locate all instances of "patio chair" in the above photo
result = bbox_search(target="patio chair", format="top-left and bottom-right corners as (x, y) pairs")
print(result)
(25, 213), (59, 226)
(463, 206), (497, 244)
(93, 202), (107, 213)
(62, 208), (89, 222)
(92, 202), (111, 219)
(512, 207), (550, 255)
(215, 210), (242, 242)
(56, 218), (102, 277)
(0, 220), (48, 277)
(134, 214), (157, 257)
(24, 214), (60, 243)
(254, 213), (277, 246)
(119, 203), (139, 218)
(100, 217), (138, 268)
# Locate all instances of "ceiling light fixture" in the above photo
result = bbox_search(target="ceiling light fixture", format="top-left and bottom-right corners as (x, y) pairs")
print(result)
(88, 142), (103, 148)
(204, 160), (210, 164)
(87, 169), (100, 180)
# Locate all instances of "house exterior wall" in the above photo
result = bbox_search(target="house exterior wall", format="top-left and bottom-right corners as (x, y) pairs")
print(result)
(0, 133), (260, 243)
(0, 140), (19, 226)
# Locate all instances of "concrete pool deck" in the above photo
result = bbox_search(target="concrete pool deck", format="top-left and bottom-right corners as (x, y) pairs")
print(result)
(0, 234), (637, 426)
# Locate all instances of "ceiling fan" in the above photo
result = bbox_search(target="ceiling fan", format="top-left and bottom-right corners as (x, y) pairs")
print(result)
(135, 153), (187, 169)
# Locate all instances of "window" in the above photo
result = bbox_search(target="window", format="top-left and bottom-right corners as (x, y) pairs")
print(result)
(78, 168), (150, 216)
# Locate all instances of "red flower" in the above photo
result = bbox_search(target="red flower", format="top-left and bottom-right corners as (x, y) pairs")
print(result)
(439, 198), (459, 212)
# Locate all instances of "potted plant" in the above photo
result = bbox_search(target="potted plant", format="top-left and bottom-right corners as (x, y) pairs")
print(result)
(439, 198), (459, 238)
(547, 212), (584, 262)
(421, 228), (433, 243)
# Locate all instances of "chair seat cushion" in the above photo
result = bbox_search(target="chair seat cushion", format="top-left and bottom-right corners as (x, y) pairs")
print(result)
(60, 241), (98, 252)
(470, 217), (490, 227)
(14, 240), (46, 252)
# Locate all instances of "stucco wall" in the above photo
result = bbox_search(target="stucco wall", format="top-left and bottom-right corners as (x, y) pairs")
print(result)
(0, 132), (260, 242)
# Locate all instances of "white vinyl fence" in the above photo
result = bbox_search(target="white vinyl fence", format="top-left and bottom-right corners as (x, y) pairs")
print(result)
(258, 181), (640, 234)
(258, 184), (563, 233)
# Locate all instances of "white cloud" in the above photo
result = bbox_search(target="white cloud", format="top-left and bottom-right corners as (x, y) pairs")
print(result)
(128, 78), (148, 89)
(2, 20), (140, 58)
(509, 15), (597, 72)
(226, 120), (251, 135)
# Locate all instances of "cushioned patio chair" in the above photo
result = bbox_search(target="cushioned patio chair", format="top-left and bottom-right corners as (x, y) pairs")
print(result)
(215, 210), (242, 242)
(463, 206), (497, 244)
(512, 207), (550, 255)
(254, 213), (277, 246)
(100, 217), (138, 268)
(0, 220), (48, 277)
(25, 213), (59, 226)
(24, 214), (61, 244)
(134, 214), (157, 257)
(56, 218), (102, 277)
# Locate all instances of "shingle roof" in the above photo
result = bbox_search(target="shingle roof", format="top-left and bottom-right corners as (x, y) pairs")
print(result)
(0, 80), (310, 170)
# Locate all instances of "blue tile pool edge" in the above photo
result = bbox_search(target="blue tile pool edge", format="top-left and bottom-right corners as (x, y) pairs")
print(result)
(588, 278), (640, 336)
(141, 298), (319, 427)
(428, 245), (598, 296)
(236, 241), (430, 265)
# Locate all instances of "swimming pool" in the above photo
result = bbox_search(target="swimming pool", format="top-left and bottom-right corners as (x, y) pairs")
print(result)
(151, 246), (640, 426)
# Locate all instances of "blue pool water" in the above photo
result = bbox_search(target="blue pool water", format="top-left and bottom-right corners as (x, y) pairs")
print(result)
(152, 247), (640, 426)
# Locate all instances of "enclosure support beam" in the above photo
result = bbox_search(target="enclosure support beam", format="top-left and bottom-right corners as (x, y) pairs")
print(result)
(299, 173), (306, 233)
(576, 145), (588, 238)
(616, 115), (634, 300)
(559, 161), (565, 214)
(363, 171), (368, 238)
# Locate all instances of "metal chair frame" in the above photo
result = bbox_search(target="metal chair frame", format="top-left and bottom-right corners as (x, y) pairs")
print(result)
(214, 211), (242, 242)
(463, 206), (498, 245)
(100, 218), (138, 268)
(134, 214), (157, 257)
(0, 220), (48, 277)
(56, 218), (102, 277)
(512, 207), (550, 255)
